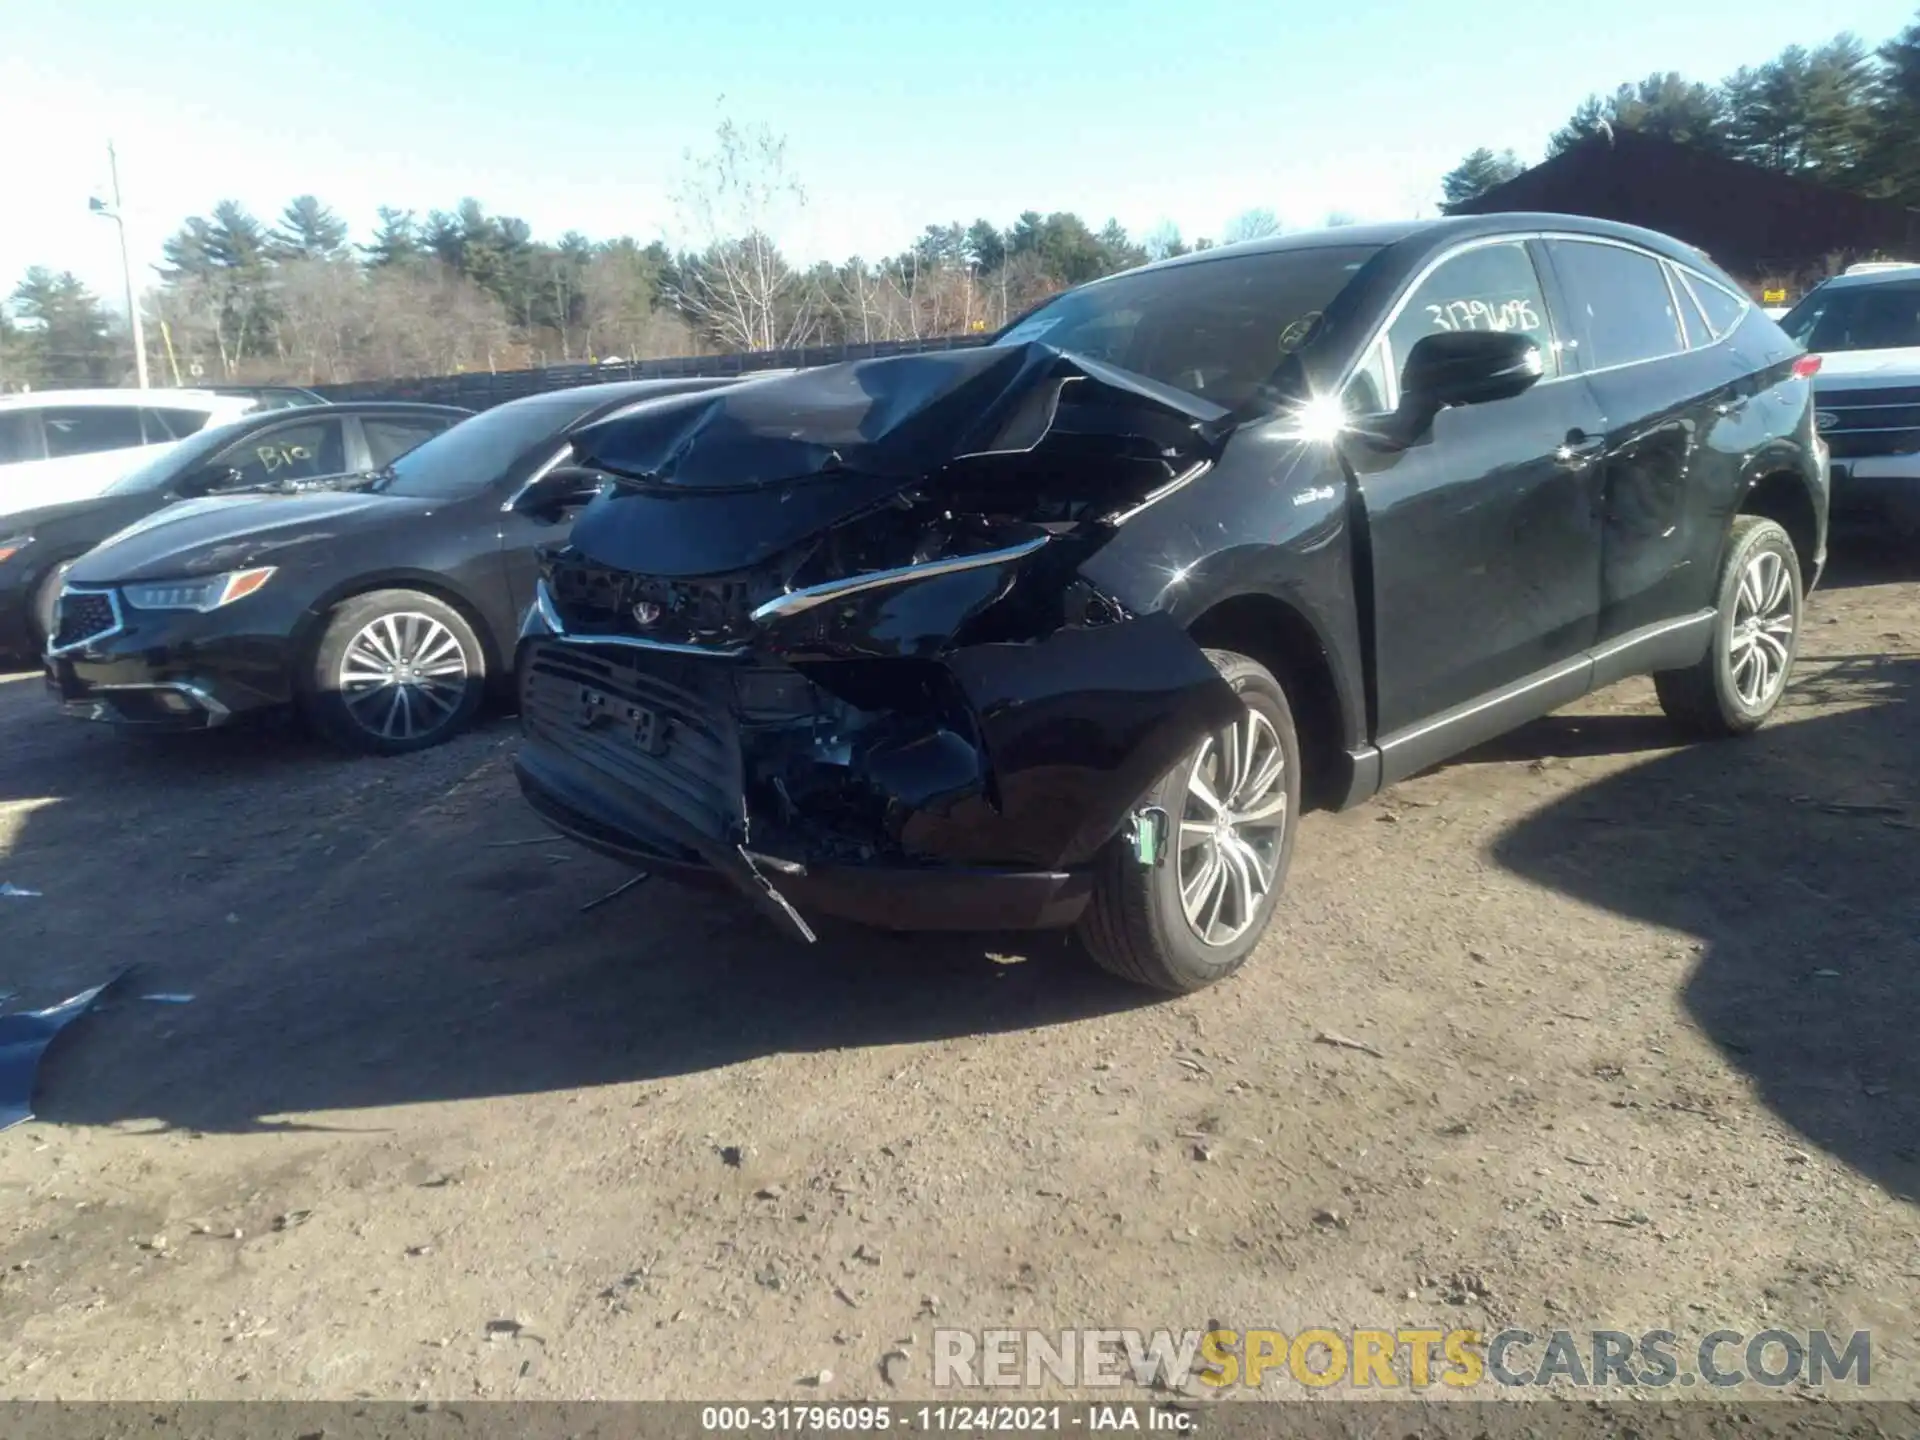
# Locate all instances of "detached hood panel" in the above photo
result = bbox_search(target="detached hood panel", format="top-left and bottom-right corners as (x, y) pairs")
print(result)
(563, 342), (1230, 579)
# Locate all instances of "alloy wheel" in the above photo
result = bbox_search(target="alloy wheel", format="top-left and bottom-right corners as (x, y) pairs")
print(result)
(1728, 549), (1796, 708)
(337, 612), (471, 741)
(1176, 706), (1290, 947)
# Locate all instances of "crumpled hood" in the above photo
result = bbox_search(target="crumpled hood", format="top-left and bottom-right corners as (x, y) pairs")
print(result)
(564, 342), (1231, 577)
(69, 490), (430, 584)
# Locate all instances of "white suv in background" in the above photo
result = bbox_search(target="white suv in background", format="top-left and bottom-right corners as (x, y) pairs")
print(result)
(0, 389), (262, 520)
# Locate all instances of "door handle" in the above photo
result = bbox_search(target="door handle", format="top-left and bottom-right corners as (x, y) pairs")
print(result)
(1713, 395), (1748, 417)
(1555, 429), (1606, 468)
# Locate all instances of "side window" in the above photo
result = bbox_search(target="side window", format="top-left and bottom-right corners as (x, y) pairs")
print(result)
(42, 406), (145, 459)
(1385, 241), (1560, 390)
(1667, 265), (1710, 349)
(214, 419), (347, 489)
(363, 417), (449, 469)
(1679, 271), (1748, 340)
(1549, 241), (1685, 369)
(0, 410), (46, 466)
(143, 407), (214, 442)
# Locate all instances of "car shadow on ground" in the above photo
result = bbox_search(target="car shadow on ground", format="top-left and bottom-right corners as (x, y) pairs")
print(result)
(1489, 653), (1919, 1202)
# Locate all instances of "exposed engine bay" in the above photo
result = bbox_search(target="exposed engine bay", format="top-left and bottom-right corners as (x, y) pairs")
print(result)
(516, 343), (1248, 938)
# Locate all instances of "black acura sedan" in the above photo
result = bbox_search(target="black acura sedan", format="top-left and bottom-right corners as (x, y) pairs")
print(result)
(0, 400), (469, 660)
(512, 212), (1827, 991)
(45, 379), (743, 753)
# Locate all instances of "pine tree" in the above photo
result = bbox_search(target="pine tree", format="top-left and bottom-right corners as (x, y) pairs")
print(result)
(268, 195), (349, 262)
(1440, 148), (1525, 209)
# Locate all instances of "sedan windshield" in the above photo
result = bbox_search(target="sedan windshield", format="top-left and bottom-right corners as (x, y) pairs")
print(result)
(102, 415), (255, 495)
(375, 396), (606, 498)
(1779, 281), (1920, 353)
(995, 244), (1383, 411)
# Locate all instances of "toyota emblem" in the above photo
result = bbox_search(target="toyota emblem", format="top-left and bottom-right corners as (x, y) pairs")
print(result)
(1815, 411), (1838, 431)
(631, 600), (663, 627)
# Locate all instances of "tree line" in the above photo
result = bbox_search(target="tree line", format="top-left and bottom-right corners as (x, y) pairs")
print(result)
(1440, 10), (1920, 212)
(0, 116), (1342, 392)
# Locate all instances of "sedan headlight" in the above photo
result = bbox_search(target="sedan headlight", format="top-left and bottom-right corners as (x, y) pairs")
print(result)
(0, 534), (31, 566)
(121, 566), (277, 613)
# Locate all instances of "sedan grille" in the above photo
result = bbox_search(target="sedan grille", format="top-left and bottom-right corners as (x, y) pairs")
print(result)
(51, 589), (122, 652)
(519, 638), (744, 845)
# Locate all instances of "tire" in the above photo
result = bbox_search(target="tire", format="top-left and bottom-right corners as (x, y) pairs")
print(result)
(1654, 516), (1802, 738)
(300, 589), (487, 755)
(1075, 649), (1302, 994)
(30, 561), (74, 652)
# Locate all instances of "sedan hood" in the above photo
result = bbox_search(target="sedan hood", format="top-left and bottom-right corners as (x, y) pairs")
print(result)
(69, 489), (432, 584)
(564, 341), (1231, 577)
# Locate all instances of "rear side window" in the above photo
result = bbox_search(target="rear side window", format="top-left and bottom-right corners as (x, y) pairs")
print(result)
(1668, 265), (1711, 349)
(143, 407), (214, 441)
(1547, 240), (1685, 370)
(363, 417), (451, 468)
(0, 410), (45, 465)
(1681, 272), (1750, 340)
(42, 406), (145, 458)
(1385, 240), (1561, 387)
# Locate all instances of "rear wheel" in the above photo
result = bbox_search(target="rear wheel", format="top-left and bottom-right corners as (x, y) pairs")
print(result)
(1654, 516), (1801, 737)
(1075, 649), (1301, 993)
(300, 589), (486, 755)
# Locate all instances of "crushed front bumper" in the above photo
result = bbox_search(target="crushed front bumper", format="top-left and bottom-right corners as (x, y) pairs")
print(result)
(511, 610), (1238, 940)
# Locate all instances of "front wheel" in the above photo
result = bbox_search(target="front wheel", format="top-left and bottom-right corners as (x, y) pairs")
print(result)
(30, 561), (74, 652)
(1654, 515), (1802, 737)
(300, 589), (487, 755)
(1075, 649), (1301, 993)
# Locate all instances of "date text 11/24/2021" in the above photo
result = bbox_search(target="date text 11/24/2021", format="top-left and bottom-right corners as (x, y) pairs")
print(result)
(700, 1404), (1192, 1433)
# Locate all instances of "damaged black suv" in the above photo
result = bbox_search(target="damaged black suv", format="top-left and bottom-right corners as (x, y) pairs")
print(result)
(510, 213), (1826, 992)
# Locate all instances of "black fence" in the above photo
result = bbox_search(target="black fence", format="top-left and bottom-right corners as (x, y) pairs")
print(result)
(305, 333), (991, 410)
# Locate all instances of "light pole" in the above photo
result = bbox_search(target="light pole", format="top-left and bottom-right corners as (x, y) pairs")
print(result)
(89, 141), (149, 389)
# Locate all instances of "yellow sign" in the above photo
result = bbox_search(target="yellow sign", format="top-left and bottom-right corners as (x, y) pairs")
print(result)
(1763, 288), (1787, 303)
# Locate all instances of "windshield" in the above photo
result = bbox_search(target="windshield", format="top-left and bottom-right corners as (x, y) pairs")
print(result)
(101, 415), (255, 495)
(994, 244), (1383, 411)
(1780, 281), (1920, 353)
(375, 396), (604, 498)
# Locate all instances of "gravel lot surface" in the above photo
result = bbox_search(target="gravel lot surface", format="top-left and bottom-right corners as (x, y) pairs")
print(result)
(1, 550), (1914, 1402)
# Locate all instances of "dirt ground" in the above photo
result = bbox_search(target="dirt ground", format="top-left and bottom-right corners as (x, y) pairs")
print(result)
(0, 549), (1915, 1405)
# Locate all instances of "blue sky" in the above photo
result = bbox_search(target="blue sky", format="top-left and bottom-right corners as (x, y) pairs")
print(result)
(5, 0), (1916, 310)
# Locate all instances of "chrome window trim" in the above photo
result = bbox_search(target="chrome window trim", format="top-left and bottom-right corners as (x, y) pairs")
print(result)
(499, 443), (577, 514)
(1337, 230), (1749, 405)
(748, 535), (1053, 624)
(45, 585), (125, 658)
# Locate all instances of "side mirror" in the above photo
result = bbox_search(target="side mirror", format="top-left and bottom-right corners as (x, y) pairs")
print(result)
(1399, 330), (1545, 414)
(175, 464), (244, 498)
(510, 464), (605, 523)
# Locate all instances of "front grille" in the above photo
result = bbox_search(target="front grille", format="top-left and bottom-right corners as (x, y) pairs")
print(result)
(51, 589), (121, 652)
(547, 556), (774, 649)
(1817, 386), (1920, 459)
(519, 638), (744, 845)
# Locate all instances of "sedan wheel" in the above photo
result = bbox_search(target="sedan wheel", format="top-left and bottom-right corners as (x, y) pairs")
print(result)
(339, 612), (471, 742)
(303, 589), (487, 754)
